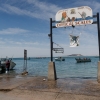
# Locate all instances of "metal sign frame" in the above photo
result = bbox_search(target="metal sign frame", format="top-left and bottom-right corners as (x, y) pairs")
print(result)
(49, 13), (100, 61)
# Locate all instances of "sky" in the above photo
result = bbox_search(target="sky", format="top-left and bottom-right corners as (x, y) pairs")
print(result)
(0, 0), (100, 58)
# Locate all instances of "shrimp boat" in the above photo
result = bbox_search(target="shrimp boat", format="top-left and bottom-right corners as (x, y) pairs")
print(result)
(75, 58), (91, 63)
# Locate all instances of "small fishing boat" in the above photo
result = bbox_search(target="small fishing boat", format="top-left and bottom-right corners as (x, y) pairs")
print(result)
(0, 58), (16, 69)
(75, 58), (91, 63)
(55, 57), (65, 61)
(0, 58), (16, 73)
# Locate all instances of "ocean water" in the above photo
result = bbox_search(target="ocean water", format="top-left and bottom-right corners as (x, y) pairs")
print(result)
(12, 57), (99, 79)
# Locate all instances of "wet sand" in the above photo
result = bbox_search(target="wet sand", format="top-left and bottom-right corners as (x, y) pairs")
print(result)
(0, 73), (100, 100)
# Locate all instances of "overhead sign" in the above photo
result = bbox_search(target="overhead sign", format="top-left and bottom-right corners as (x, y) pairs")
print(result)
(55, 6), (93, 28)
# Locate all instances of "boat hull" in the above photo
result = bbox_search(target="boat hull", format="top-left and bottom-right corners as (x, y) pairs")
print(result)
(55, 58), (65, 61)
(75, 58), (91, 63)
(1, 61), (16, 69)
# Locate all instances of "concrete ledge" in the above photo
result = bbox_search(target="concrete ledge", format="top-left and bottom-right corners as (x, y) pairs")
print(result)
(97, 61), (100, 83)
(48, 62), (57, 80)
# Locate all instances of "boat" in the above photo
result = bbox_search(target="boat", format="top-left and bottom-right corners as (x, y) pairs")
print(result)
(0, 58), (16, 69)
(75, 58), (91, 63)
(55, 57), (65, 61)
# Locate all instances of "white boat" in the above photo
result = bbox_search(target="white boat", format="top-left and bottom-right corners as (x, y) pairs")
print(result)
(55, 57), (65, 61)
(0, 58), (16, 69)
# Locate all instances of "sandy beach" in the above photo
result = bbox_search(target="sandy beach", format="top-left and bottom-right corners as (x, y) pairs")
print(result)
(0, 73), (100, 100)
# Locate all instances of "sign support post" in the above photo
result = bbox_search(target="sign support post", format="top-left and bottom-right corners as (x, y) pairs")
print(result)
(22, 49), (28, 75)
(97, 13), (100, 60)
(96, 13), (100, 83)
(48, 18), (57, 81)
(50, 18), (53, 62)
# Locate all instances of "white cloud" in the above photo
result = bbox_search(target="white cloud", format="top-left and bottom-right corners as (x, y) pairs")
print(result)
(0, 40), (5, 44)
(0, 28), (30, 34)
(26, 0), (61, 13)
(74, 0), (100, 13)
(16, 42), (22, 45)
(0, 38), (49, 47)
(0, 46), (50, 57)
(0, 0), (62, 20)
(0, 0), (100, 20)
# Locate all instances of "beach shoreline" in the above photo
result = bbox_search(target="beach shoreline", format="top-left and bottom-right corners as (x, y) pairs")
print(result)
(0, 73), (100, 100)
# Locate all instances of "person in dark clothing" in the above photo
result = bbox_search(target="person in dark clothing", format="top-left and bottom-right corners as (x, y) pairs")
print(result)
(6, 60), (10, 72)
(0, 61), (1, 67)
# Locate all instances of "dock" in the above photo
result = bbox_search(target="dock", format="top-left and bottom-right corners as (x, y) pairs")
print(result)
(0, 73), (100, 100)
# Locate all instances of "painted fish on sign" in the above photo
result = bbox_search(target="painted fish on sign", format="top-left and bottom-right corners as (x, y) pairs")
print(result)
(55, 6), (93, 27)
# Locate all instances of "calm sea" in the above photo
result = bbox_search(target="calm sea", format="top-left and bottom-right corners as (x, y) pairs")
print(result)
(12, 56), (99, 79)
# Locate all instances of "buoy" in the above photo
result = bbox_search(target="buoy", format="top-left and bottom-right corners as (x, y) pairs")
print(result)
(43, 78), (46, 81)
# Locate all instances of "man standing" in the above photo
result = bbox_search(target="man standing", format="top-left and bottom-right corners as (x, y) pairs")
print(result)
(6, 60), (10, 73)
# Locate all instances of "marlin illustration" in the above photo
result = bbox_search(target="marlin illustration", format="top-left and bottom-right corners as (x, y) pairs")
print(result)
(78, 12), (86, 19)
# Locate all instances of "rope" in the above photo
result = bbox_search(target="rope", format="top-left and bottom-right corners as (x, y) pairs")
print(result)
(53, 42), (64, 53)
(53, 42), (63, 48)
(70, 24), (86, 36)
(79, 25), (86, 35)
